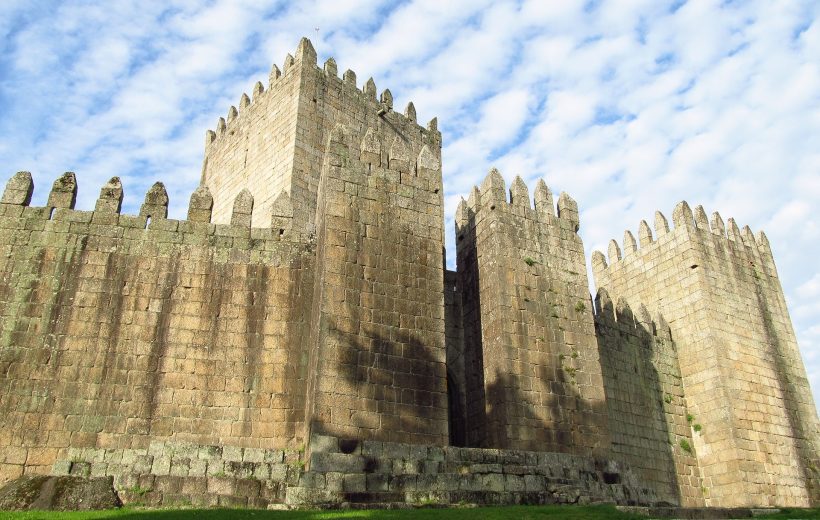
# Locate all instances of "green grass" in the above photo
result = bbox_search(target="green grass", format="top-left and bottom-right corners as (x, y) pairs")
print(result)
(3, 506), (820, 520)
(0, 505), (648, 520)
(756, 509), (820, 519)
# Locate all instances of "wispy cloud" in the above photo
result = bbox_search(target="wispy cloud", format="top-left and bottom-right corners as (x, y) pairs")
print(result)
(1, 0), (819, 408)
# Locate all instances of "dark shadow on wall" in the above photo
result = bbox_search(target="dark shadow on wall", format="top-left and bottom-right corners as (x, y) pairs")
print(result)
(308, 314), (447, 445)
(709, 229), (819, 505)
(444, 269), (467, 447)
(594, 291), (683, 506)
(454, 212), (487, 449)
(453, 206), (611, 455)
(752, 266), (820, 503)
(446, 370), (466, 447)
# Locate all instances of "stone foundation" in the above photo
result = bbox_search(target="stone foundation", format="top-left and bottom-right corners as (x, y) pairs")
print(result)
(50, 435), (657, 509)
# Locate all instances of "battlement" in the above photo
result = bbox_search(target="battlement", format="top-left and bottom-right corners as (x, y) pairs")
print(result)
(455, 169), (580, 238)
(0, 171), (310, 254)
(592, 199), (820, 507)
(592, 200), (776, 287)
(593, 287), (672, 343)
(201, 37), (441, 230)
(205, 37), (439, 152)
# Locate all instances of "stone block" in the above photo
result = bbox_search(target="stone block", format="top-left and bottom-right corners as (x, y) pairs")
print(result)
(235, 478), (262, 497)
(154, 475), (184, 494)
(225, 461), (256, 479)
(263, 450), (285, 464)
(132, 456), (153, 474)
(504, 474), (526, 492)
(428, 447), (445, 461)
(243, 448), (265, 463)
(222, 446), (243, 463)
(52, 460), (72, 476)
(366, 473), (389, 491)
(269, 463), (289, 481)
(309, 452), (365, 473)
(310, 434), (339, 454)
(284, 486), (341, 506)
(343, 473), (366, 492)
(151, 457), (171, 476)
(181, 477), (208, 495)
(218, 495), (248, 508)
(325, 472), (344, 491)
(525, 474), (547, 492)
(297, 471), (325, 488)
(253, 464), (271, 480)
(207, 477), (235, 496)
(188, 459), (208, 477)
(69, 462), (91, 477)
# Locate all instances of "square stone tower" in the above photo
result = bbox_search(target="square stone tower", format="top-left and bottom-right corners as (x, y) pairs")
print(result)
(454, 171), (610, 455)
(593, 202), (820, 507)
(201, 38), (440, 233)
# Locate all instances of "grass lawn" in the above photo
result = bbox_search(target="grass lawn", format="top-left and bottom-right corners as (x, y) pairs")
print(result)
(0, 505), (643, 520)
(0, 506), (819, 520)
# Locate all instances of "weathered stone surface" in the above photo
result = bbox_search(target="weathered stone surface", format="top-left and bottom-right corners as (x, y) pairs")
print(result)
(0, 476), (120, 511)
(1, 171), (33, 205)
(593, 202), (820, 508)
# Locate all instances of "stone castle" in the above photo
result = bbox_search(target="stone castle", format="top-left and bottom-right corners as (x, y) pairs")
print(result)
(0, 37), (817, 509)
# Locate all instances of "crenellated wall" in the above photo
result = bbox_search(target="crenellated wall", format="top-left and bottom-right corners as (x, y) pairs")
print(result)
(202, 37), (440, 233)
(0, 172), (315, 484)
(594, 291), (703, 506)
(454, 170), (609, 454)
(592, 201), (820, 507)
(201, 43), (303, 228)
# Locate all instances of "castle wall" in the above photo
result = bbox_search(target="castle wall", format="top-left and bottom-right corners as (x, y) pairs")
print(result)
(455, 172), (609, 454)
(592, 202), (820, 507)
(594, 294), (703, 506)
(2, 36), (818, 511)
(0, 173), (314, 484)
(303, 113), (448, 446)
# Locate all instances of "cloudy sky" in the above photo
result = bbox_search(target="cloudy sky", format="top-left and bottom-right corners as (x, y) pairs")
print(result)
(1, 1), (819, 407)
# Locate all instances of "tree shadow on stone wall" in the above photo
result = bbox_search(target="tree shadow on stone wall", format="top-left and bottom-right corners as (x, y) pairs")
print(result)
(312, 313), (447, 445)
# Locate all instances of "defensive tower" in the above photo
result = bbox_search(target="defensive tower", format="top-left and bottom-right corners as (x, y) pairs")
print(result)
(593, 202), (820, 507)
(453, 172), (610, 454)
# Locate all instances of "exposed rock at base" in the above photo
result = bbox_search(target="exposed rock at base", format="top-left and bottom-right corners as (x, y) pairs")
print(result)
(0, 475), (121, 511)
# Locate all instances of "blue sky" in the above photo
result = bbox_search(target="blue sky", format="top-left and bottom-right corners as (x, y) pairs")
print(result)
(1, 1), (819, 408)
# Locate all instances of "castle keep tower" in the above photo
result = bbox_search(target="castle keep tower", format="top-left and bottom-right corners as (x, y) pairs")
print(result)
(203, 37), (448, 444)
(201, 38), (441, 233)
(593, 202), (820, 507)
